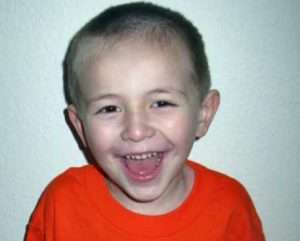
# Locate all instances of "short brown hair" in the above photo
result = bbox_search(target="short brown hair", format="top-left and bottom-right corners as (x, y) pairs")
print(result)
(63, 2), (211, 109)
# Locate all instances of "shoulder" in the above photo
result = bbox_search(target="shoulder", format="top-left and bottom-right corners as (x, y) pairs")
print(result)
(188, 161), (265, 240)
(46, 165), (98, 192)
(29, 165), (101, 218)
(188, 160), (255, 210)
(49, 165), (93, 186)
(26, 165), (95, 234)
(30, 164), (99, 210)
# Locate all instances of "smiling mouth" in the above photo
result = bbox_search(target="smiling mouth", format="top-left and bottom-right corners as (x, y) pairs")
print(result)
(121, 151), (164, 183)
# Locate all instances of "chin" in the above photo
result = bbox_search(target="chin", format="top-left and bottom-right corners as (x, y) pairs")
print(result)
(119, 174), (166, 200)
(126, 187), (164, 203)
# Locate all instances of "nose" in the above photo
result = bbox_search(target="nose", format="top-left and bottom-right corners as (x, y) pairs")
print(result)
(121, 111), (155, 142)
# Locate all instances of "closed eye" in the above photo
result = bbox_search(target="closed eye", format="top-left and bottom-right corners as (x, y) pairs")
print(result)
(96, 105), (121, 114)
(151, 100), (177, 108)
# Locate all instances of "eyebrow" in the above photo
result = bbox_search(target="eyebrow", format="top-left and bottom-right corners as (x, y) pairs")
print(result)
(86, 87), (187, 105)
(86, 93), (119, 105)
(147, 88), (187, 98)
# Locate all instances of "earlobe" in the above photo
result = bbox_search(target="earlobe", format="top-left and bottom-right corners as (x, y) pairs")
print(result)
(196, 90), (220, 139)
(67, 105), (87, 147)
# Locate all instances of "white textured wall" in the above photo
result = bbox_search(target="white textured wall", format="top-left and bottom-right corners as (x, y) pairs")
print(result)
(1, 1), (299, 240)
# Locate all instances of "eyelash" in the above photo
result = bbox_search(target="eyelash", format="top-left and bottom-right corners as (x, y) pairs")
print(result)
(152, 100), (177, 108)
(96, 105), (121, 114)
(95, 100), (176, 115)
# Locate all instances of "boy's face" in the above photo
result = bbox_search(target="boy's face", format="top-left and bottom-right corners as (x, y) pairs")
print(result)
(69, 38), (219, 204)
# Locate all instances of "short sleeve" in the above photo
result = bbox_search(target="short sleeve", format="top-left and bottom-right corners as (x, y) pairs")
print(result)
(24, 186), (54, 241)
(224, 189), (266, 241)
(25, 224), (44, 241)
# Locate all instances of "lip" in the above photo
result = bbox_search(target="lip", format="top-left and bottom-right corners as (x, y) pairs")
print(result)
(120, 151), (165, 184)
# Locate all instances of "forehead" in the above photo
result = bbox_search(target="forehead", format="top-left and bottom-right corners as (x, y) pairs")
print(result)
(74, 37), (197, 99)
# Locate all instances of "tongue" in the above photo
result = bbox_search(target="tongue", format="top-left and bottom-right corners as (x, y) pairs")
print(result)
(126, 157), (159, 175)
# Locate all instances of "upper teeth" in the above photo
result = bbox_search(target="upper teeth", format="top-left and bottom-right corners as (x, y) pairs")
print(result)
(125, 152), (159, 160)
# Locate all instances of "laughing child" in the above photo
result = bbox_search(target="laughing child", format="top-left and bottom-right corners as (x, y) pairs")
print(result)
(25, 2), (265, 241)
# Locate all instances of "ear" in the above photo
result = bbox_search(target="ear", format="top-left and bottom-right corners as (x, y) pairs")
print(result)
(195, 90), (220, 139)
(67, 105), (87, 147)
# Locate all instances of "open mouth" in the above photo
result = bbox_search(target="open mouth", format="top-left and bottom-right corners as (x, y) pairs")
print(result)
(121, 151), (164, 183)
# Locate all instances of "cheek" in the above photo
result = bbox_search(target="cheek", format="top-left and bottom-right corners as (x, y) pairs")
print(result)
(158, 112), (196, 143)
(83, 120), (119, 153)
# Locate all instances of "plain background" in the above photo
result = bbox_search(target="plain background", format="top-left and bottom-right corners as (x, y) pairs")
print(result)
(1, 1), (299, 240)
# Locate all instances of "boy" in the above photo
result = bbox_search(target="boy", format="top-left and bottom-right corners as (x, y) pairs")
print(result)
(25, 2), (265, 241)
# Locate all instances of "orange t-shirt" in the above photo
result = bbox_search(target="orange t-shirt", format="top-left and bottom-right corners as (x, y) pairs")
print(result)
(25, 161), (265, 241)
